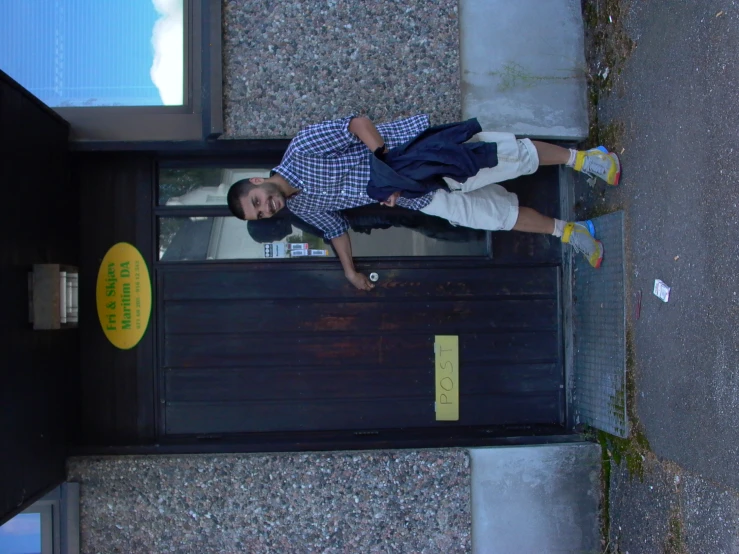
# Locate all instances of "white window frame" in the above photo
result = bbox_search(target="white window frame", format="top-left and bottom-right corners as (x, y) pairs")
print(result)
(10, 483), (80, 554)
(52, 0), (222, 144)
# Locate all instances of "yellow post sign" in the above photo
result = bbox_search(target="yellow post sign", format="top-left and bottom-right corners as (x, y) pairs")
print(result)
(96, 242), (152, 350)
(434, 335), (459, 421)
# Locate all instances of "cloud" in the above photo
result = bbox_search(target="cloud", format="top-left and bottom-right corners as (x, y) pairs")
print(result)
(0, 514), (40, 536)
(150, 0), (184, 105)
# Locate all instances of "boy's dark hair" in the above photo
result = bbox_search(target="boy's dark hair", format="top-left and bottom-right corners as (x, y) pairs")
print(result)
(227, 179), (257, 220)
(247, 215), (295, 243)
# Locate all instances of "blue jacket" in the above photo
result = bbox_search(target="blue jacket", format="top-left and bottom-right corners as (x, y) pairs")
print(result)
(367, 118), (498, 201)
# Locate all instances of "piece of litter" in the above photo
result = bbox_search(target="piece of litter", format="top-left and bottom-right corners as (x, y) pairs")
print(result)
(674, 255), (680, 261)
(609, 15), (613, 23)
(620, 147), (625, 154)
(601, 67), (610, 80)
(716, 10), (725, 17)
(654, 279), (671, 302)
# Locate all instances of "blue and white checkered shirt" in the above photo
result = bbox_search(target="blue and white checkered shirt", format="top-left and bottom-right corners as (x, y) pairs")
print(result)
(274, 115), (433, 240)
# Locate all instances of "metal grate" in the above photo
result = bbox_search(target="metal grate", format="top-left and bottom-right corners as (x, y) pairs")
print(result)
(572, 211), (628, 437)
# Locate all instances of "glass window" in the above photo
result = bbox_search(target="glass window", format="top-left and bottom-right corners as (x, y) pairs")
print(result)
(0, 0), (184, 107)
(158, 215), (487, 261)
(0, 483), (79, 554)
(157, 167), (488, 261)
(159, 168), (224, 206)
(159, 216), (334, 261)
(158, 167), (252, 206)
(0, 513), (42, 554)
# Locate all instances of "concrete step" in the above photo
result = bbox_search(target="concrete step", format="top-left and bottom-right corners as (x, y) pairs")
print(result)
(459, 0), (589, 140)
(470, 443), (601, 553)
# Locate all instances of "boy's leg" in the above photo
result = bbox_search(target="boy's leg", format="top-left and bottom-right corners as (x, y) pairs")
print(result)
(420, 187), (603, 268)
(532, 141), (621, 186)
(511, 208), (601, 266)
(530, 140), (621, 185)
(421, 183), (521, 231)
(530, 141), (570, 165)
(445, 133), (620, 191)
(444, 132), (539, 192)
(511, 206), (555, 233)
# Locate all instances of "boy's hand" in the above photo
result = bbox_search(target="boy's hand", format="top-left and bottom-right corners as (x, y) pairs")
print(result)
(345, 270), (374, 291)
(381, 191), (401, 207)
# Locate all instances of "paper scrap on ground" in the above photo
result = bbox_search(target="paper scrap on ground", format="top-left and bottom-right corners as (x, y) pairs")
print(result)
(654, 279), (671, 302)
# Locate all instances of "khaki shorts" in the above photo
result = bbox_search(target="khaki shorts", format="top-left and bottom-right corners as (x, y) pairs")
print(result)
(420, 132), (538, 231)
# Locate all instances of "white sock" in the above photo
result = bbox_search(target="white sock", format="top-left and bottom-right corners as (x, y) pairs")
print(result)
(552, 219), (566, 237)
(566, 149), (577, 167)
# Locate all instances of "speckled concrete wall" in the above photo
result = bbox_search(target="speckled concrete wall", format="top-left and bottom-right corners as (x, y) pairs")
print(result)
(68, 450), (471, 553)
(222, 0), (462, 138)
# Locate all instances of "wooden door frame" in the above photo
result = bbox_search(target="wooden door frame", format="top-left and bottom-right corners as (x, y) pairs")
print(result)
(119, 153), (574, 454)
(72, 426), (581, 457)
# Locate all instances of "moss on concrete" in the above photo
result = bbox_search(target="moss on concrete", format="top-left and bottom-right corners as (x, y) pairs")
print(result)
(664, 507), (688, 554)
(582, 0), (635, 148)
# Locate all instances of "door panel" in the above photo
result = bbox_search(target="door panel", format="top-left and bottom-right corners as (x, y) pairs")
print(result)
(165, 363), (560, 403)
(165, 331), (558, 368)
(164, 394), (561, 435)
(158, 264), (562, 436)
(164, 298), (557, 334)
(161, 266), (557, 300)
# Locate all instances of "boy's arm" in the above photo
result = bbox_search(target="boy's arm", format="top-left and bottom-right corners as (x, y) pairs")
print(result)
(331, 233), (374, 291)
(292, 211), (370, 286)
(350, 116), (399, 204)
(348, 116), (388, 155)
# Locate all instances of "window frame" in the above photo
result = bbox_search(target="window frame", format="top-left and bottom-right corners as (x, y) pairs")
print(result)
(2, 483), (80, 554)
(16, 505), (54, 554)
(54, 0), (222, 145)
(155, 161), (286, 265)
(153, 159), (495, 265)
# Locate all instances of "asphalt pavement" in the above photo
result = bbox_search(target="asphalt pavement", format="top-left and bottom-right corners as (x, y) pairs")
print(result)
(577, 0), (739, 550)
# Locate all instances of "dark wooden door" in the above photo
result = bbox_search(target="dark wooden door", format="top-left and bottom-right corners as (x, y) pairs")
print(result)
(158, 262), (563, 438)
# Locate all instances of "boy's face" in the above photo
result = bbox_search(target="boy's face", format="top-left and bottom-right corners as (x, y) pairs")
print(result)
(240, 179), (286, 220)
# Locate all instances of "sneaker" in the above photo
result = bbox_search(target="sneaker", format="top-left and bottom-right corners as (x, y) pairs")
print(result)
(574, 146), (621, 186)
(575, 219), (596, 239)
(562, 221), (603, 268)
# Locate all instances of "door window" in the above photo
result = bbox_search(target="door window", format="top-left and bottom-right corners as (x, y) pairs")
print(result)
(157, 167), (488, 260)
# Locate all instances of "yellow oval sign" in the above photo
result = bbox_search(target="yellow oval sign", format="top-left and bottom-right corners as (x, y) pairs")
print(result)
(96, 242), (152, 350)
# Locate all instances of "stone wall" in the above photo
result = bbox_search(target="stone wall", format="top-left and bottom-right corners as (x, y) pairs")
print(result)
(222, 0), (461, 138)
(68, 450), (470, 553)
